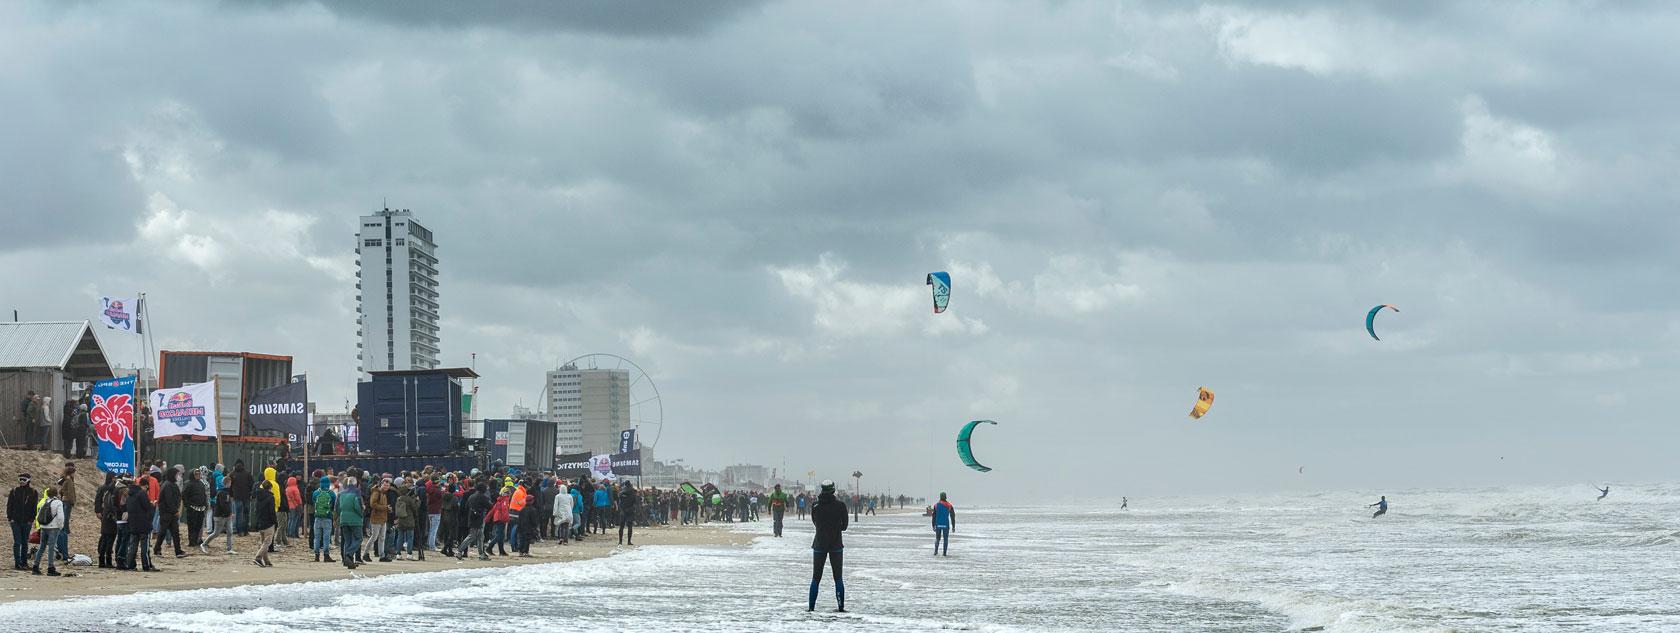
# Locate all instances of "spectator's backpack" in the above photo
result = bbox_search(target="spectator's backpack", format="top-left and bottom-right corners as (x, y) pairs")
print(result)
(314, 489), (333, 517)
(36, 500), (54, 526)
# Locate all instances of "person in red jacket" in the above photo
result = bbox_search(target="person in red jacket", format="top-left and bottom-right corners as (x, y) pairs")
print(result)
(487, 488), (512, 557)
(424, 479), (443, 551)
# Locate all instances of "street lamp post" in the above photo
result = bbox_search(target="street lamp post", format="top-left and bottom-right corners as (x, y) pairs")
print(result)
(851, 470), (863, 522)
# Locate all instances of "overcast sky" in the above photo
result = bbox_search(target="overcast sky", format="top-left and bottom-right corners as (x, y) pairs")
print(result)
(5, 1), (1678, 502)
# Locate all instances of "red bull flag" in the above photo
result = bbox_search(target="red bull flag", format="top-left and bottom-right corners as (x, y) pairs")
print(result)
(98, 296), (142, 334)
(150, 381), (218, 438)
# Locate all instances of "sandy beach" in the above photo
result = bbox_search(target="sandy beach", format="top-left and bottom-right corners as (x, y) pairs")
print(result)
(0, 448), (752, 603)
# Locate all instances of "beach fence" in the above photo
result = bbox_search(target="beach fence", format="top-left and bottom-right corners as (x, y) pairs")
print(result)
(158, 436), (284, 470)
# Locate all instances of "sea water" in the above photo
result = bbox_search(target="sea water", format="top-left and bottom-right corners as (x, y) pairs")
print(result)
(6, 484), (1679, 632)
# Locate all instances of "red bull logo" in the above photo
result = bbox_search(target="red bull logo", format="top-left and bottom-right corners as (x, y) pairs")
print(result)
(155, 389), (209, 432)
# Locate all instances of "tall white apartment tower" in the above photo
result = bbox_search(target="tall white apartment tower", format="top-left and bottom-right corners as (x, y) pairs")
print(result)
(356, 208), (441, 378)
(547, 365), (630, 455)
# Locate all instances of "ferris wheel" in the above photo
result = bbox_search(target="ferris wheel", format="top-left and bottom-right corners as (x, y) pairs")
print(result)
(546, 353), (665, 450)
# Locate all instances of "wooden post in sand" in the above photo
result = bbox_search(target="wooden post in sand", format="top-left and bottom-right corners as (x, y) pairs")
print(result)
(212, 376), (224, 466)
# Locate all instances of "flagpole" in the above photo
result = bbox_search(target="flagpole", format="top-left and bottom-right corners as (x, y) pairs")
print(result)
(301, 373), (309, 481)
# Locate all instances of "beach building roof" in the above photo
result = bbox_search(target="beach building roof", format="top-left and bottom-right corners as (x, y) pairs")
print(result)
(0, 321), (115, 380)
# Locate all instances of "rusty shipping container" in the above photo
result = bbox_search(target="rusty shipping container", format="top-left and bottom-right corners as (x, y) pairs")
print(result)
(158, 351), (293, 437)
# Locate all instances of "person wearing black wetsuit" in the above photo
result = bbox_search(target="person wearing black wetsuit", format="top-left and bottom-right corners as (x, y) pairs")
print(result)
(809, 480), (848, 613)
(1597, 485), (1610, 501)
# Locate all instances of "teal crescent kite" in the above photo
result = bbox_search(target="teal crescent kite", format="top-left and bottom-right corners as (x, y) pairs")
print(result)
(1366, 304), (1398, 341)
(957, 420), (998, 472)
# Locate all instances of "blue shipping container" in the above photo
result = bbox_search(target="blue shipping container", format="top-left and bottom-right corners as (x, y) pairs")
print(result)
(356, 370), (467, 455)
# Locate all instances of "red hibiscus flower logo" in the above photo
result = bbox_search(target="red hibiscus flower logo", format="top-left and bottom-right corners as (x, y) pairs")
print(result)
(91, 393), (134, 448)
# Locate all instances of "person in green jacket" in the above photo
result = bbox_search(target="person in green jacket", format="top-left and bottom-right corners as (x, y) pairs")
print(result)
(310, 476), (335, 563)
(336, 478), (364, 570)
(769, 484), (790, 537)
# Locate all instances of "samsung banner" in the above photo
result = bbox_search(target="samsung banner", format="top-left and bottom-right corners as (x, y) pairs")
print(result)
(150, 381), (218, 438)
(91, 376), (137, 474)
(248, 379), (308, 442)
(555, 449), (642, 481)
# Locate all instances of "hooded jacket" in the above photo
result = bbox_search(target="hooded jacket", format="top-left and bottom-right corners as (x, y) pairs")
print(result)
(230, 464), (253, 501)
(467, 489), (492, 526)
(337, 487), (365, 527)
(312, 477), (336, 518)
(369, 485), (391, 524)
(156, 476), (182, 517)
(182, 476), (208, 512)
(285, 477), (302, 512)
(249, 486), (277, 532)
(553, 485), (573, 523)
(125, 488), (155, 535)
(810, 491), (848, 552)
(490, 494), (512, 523)
(395, 488), (420, 529)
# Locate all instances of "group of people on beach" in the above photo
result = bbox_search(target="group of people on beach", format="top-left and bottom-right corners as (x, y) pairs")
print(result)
(1, 453), (784, 576)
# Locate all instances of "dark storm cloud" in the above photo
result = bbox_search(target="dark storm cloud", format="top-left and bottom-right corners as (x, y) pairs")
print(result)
(5, 0), (1680, 499)
(230, 0), (768, 37)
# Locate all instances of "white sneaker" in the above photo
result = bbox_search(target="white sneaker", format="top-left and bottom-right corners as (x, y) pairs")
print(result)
(198, 544), (208, 554)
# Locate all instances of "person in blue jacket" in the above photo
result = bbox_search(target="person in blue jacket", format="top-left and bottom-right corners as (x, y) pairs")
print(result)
(592, 483), (611, 535)
(931, 492), (956, 556)
(1369, 495), (1388, 519)
(569, 485), (585, 540)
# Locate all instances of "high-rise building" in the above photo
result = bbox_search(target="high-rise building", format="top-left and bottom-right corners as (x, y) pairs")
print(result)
(356, 208), (440, 378)
(546, 364), (630, 455)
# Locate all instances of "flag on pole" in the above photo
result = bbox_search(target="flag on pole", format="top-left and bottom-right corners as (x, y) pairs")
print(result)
(150, 381), (218, 438)
(91, 376), (138, 474)
(97, 296), (142, 334)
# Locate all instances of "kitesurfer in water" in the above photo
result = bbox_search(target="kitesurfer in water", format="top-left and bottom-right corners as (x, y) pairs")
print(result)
(1369, 495), (1388, 519)
(809, 480), (848, 613)
(931, 492), (955, 556)
(1121, 497), (1128, 510)
(1597, 485), (1610, 501)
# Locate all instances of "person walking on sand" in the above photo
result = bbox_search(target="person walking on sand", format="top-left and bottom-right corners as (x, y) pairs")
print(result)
(31, 487), (65, 576)
(769, 484), (789, 537)
(1369, 495), (1389, 519)
(249, 480), (278, 567)
(808, 480), (848, 613)
(336, 477), (364, 569)
(617, 480), (639, 546)
(125, 479), (158, 572)
(7, 474), (38, 571)
(310, 476), (336, 563)
(458, 483), (492, 561)
(204, 480), (235, 555)
(932, 492), (956, 556)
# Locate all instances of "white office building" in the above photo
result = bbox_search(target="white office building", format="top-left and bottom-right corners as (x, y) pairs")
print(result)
(356, 208), (441, 378)
(547, 365), (630, 455)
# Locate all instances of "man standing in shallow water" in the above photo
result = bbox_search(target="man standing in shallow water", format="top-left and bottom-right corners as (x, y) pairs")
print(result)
(932, 492), (955, 556)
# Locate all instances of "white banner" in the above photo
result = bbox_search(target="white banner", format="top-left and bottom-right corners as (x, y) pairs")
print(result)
(590, 454), (617, 481)
(98, 296), (141, 334)
(150, 381), (218, 438)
